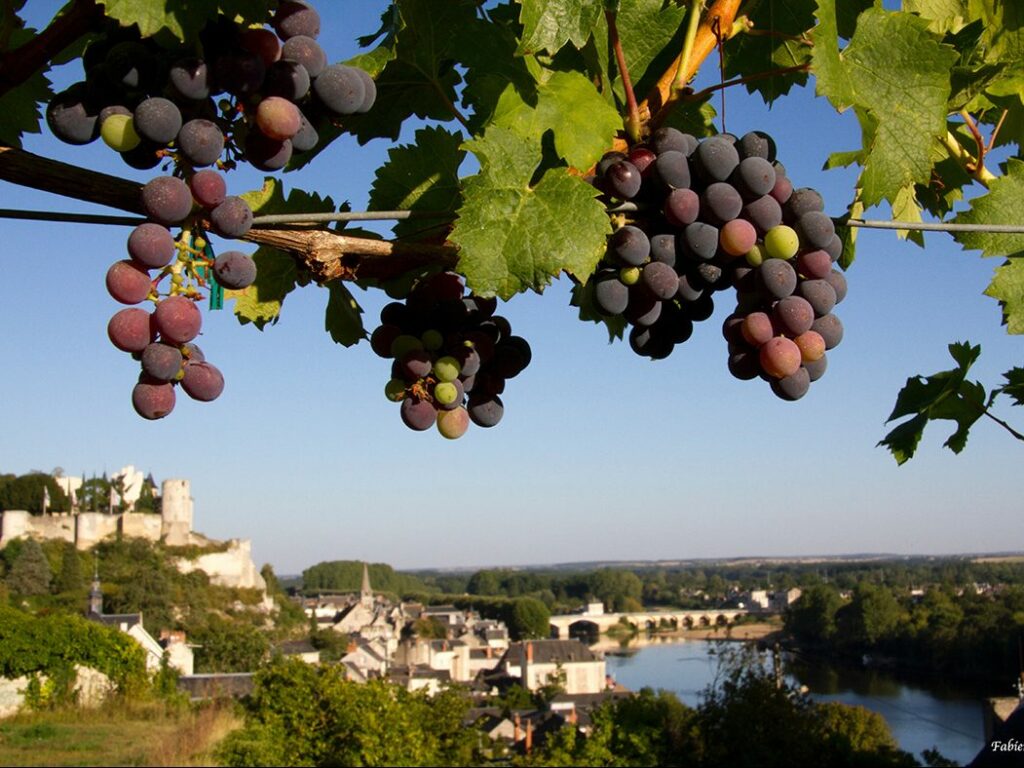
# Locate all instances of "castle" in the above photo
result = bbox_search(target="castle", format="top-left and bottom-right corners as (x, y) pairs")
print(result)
(0, 479), (266, 592)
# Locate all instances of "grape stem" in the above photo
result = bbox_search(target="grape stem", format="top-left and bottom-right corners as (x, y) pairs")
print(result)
(941, 128), (997, 188)
(980, 407), (1024, 444)
(606, 9), (641, 144)
(671, 1), (705, 97)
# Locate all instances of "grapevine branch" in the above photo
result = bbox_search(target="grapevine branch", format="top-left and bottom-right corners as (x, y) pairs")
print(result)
(0, 0), (101, 98)
(606, 9), (641, 144)
(0, 145), (458, 282)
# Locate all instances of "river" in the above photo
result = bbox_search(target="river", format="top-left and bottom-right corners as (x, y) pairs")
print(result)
(600, 637), (990, 766)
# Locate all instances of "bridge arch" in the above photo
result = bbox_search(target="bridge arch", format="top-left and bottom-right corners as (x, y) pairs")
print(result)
(567, 619), (601, 640)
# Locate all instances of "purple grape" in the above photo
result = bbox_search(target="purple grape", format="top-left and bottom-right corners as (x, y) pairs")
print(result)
(154, 296), (201, 343)
(244, 131), (292, 171)
(594, 270), (628, 315)
(651, 127), (697, 156)
(609, 225), (650, 266)
(400, 398), (436, 431)
(189, 169), (227, 209)
(702, 182), (743, 223)
(134, 97), (182, 145)
(108, 308), (154, 353)
(213, 52), (266, 96)
(468, 395), (503, 427)
(46, 84), (99, 145)
(281, 35), (326, 78)
(695, 136), (739, 182)
(604, 160), (642, 199)
(181, 361), (224, 401)
(797, 279), (838, 316)
(664, 188), (700, 228)
(141, 342), (184, 381)
(732, 157), (776, 199)
(263, 60), (311, 100)
(313, 64), (366, 115)
(141, 176), (193, 225)
(213, 250), (257, 289)
(641, 261), (679, 300)
(274, 0), (321, 40)
(107, 260), (152, 305)
(811, 313), (843, 349)
(759, 259), (798, 300)
(210, 196), (254, 238)
(649, 234), (676, 268)
(825, 269), (848, 303)
(737, 131), (776, 162)
(127, 223), (176, 269)
(169, 57), (211, 100)
(177, 119), (224, 167)
(132, 377), (176, 420)
(652, 150), (690, 190)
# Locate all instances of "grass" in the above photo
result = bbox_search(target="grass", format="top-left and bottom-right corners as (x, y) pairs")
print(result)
(0, 699), (242, 767)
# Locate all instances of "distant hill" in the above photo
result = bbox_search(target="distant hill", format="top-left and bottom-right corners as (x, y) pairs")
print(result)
(302, 560), (429, 595)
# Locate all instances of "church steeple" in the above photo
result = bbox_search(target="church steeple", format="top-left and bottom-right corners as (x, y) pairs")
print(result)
(360, 562), (373, 607)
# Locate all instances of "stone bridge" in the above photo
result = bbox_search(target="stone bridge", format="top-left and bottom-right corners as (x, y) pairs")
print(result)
(549, 608), (747, 637)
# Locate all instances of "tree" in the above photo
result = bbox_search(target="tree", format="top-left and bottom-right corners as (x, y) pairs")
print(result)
(509, 596), (551, 640)
(5, 538), (52, 597)
(0, 473), (68, 514)
(53, 541), (84, 595)
(786, 583), (844, 644)
(0, 1), (1020, 448)
(836, 583), (904, 649)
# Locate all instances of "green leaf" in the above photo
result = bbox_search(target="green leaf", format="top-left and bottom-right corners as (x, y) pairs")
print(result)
(952, 158), (1024, 258)
(724, 0), (816, 103)
(458, 9), (535, 131)
(97, 0), (273, 41)
(984, 258), (1024, 334)
(998, 367), (1024, 406)
(450, 126), (612, 299)
(571, 281), (626, 341)
(517, 0), (603, 55)
(837, 193), (864, 270)
(0, 27), (51, 148)
(368, 127), (466, 241)
(812, 0), (857, 110)
(324, 282), (365, 347)
(589, 0), (689, 104)
(879, 341), (986, 463)
(892, 185), (925, 246)
(229, 178), (337, 328)
(491, 69), (622, 170)
(659, 96), (718, 139)
(845, 10), (958, 206)
(878, 412), (929, 465)
(226, 249), (297, 330)
(904, 0), (969, 34)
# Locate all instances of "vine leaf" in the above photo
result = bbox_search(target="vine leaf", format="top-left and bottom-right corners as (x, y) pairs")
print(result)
(450, 126), (611, 299)
(983, 258), (1024, 334)
(879, 341), (986, 463)
(368, 126), (466, 241)
(228, 178), (338, 329)
(813, 8), (958, 207)
(517, 0), (603, 55)
(324, 282), (365, 347)
(724, 0), (816, 103)
(491, 69), (621, 170)
(0, 28), (51, 147)
(96, 0), (273, 41)
(951, 158), (1024, 258)
(999, 368), (1024, 406)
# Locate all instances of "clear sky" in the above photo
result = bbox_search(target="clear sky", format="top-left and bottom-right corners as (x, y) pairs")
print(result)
(1, 2), (1021, 575)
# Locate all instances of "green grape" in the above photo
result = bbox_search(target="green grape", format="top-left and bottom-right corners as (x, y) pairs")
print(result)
(421, 329), (444, 351)
(745, 242), (766, 267)
(390, 334), (423, 360)
(619, 266), (641, 286)
(433, 356), (461, 383)
(100, 114), (141, 152)
(434, 381), (459, 405)
(384, 378), (406, 402)
(764, 225), (799, 260)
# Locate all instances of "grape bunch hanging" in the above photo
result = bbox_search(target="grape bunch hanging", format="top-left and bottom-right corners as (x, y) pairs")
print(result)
(584, 128), (847, 400)
(370, 273), (532, 440)
(44, 0), (375, 420)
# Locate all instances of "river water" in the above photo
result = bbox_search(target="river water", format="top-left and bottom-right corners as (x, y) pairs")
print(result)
(601, 638), (989, 766)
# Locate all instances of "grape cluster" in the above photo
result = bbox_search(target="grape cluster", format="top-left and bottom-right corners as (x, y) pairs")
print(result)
(44, 1), (376, 420)
(46, 0), (372, 171)
(370, 273), (531, 439)
(584, 128), (846, 400)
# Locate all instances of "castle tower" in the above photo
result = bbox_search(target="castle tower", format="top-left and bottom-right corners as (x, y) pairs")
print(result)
(161, 479), (193, 546)
(360, 562), (373, 608)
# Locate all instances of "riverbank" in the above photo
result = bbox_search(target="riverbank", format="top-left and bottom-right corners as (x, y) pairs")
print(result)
(596, 620), (784, 651)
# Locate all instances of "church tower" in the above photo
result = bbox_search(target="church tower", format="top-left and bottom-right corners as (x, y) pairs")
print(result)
(360, 562), (373, 608)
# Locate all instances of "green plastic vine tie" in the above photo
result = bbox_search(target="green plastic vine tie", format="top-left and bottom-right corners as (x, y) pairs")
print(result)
(188, 233), (223, 310)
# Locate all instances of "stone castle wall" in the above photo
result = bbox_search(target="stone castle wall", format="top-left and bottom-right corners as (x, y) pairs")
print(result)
(0, 479), (266, 594)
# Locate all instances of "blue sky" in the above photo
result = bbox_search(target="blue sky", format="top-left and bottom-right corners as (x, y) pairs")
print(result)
(1, 2), (1020, 574)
